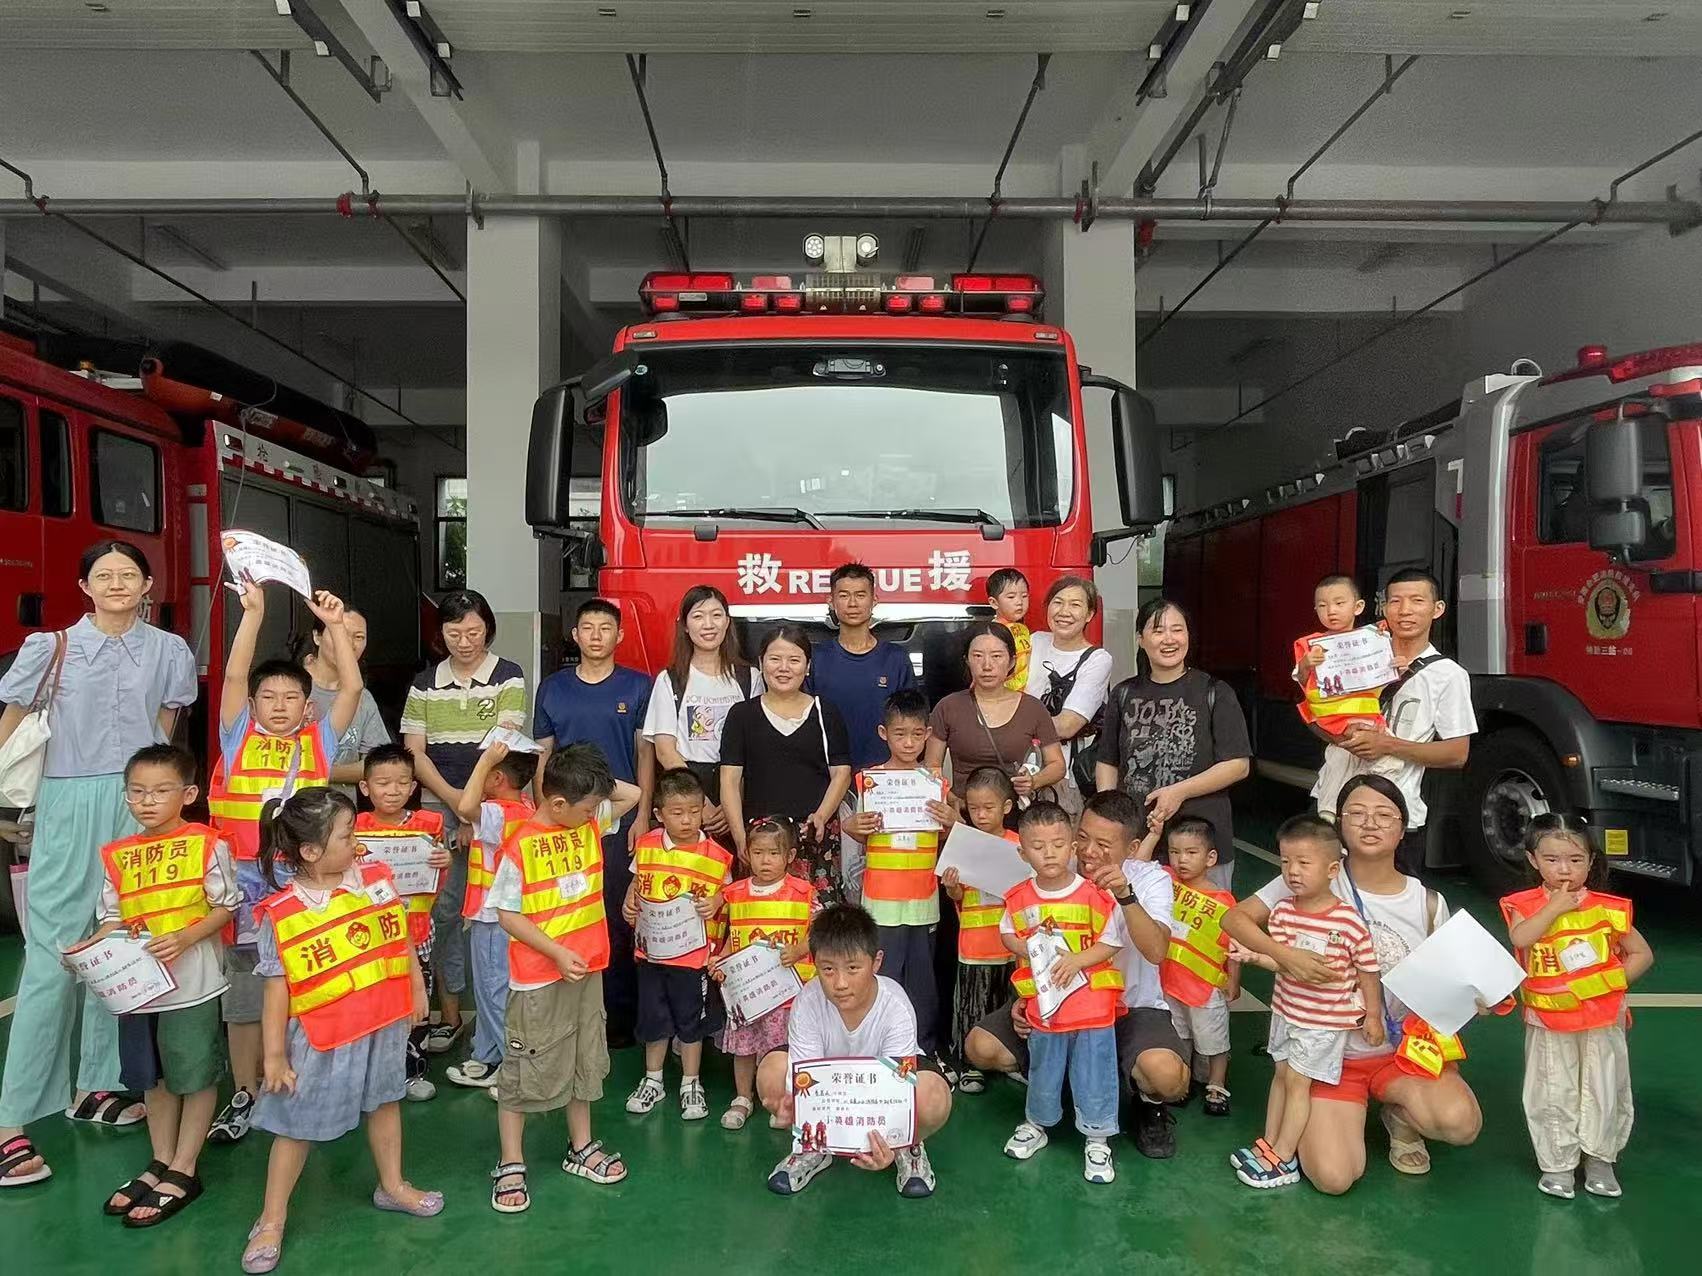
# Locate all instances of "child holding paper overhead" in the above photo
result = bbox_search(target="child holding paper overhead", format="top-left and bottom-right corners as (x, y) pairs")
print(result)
(941, 767), (1021, 1094)
(354, 744), (452, 1102)
(999, 800), (1128, 1184)
(94, 745), (239, 1228)
(621, 767), (733, 1122)
(1502, 815), (1653, 1200)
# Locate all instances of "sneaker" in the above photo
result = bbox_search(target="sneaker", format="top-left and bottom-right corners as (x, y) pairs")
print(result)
(957, 1068), (986, 1095)
(447, 1060), (501, 1090)
(1539, 1171), (1577, 1200)
(405, 1075), (437, 1102)
(1004, 1069), (1028, 1088)
(1003, 1121), (1049, 1161)
(209, 1088), (254, 1144)
(767, 1150), (832, 1196)
(1236, 1145), (1301, 1189)
(422, 1020), (468, 1055)
(1203, 1085), (1232, 1117)
(1083, 1138), (1116, 1184)
(1132, 1097), (1177, 1160)
(625, 1076), (666, 1115)
(933, 1054), (959, 1088)
(680, 1080), (709, 1122)
(894, 1142), (935, 1198)
(1582, 1157), (1621, 1198)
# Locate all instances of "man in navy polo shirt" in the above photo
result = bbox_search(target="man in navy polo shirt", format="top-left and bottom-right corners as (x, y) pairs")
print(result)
(534, 597), (654, 1045)
(809, 562), (918, 772)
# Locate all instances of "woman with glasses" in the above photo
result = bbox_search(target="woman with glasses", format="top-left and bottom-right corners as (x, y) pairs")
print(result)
(0, 540), (197, 1187)
(1221, 775), (1484, 1195)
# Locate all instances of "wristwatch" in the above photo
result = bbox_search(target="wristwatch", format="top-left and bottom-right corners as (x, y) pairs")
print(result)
(1114, 889), (1137, 906)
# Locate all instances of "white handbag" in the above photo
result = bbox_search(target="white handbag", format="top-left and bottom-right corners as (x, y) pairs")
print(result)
(0, 630), (68, 808)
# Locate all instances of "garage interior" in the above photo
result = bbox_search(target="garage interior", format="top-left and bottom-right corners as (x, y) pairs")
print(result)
(2, 2), (1700, 1271)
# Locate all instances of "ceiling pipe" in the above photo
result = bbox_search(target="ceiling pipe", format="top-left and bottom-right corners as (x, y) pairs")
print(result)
(2, 194), (1693, 227)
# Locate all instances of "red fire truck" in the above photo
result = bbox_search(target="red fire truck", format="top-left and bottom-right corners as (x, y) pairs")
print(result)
(1165, 341), (1702, 891)
(0, 330), (421, 768)
(525, 235), (1164, 702)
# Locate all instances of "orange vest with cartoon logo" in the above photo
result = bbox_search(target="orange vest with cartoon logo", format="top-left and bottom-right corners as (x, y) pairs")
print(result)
(1006, 877), (1126, 1032)
(1500, 887), (1632, 1032)
(501, 817), (610, 986)
(956, 829), (1021, 965)
(632, 829), (733, 968)
(208, 722), (330, 861)
(721, 875), (816, 983)
(464, 797), (534, 921)
(1293, 631), (1389, 736)
(354, 809), (445, 948)
(101, 823), (220, 938)
(256, 863), (413, 1050)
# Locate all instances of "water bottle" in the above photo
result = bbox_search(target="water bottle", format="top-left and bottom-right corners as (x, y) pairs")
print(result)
(1017, 737), (1043, 807)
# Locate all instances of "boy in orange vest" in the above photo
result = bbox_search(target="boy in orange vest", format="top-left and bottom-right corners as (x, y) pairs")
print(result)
(1294, 574), (1400, 817)
(1137, 815), (1240, 1116)
(209, 579), (362, 1145)
(841, 691), (957, 1060)
(93, 745), (239, 1226)
(999, 801), (1128, 1184)
(354, 743), (453, 1103)
(619, 767), (733, 1120)
(447, 740), (538, 1093)
(486, 744), (641, 1211)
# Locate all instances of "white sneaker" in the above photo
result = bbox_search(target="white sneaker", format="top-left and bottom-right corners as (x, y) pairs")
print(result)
(895, 1142), (935, 1198)
(767, 1150), (832, 1196)
(1003, 1121), (1049, 1160)
(1084, 1138), (1115, 1184)
(626, 1076), (666, 1115)
(680, 1080), (709, 1121)
(405, 1075), (437, 1102)
(446, 1060), (500, 1089)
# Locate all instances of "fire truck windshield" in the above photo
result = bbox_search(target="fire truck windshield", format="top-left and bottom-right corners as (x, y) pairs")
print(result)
(622, 344), (1074, 528)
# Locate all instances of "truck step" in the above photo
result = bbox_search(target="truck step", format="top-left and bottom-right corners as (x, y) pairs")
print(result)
(1597, 777), (1681, 802)
(1610, 858), (1689, 883)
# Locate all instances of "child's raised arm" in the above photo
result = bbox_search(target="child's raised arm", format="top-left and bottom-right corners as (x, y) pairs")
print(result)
(1134, 821), (1162, 862)
(454, 742), (510, 823)
(221, 579), (264, 732)
(305, 590), (363, 739)
(1505, 888), (1582, 950)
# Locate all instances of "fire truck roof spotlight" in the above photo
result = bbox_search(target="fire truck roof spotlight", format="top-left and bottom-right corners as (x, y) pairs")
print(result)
(803, 234), (826, 262)
(856, 234), (880, 264)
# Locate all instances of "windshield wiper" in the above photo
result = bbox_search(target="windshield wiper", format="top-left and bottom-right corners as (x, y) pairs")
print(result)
(825, 507), (1006, 530)
(655, 506), (825, 529)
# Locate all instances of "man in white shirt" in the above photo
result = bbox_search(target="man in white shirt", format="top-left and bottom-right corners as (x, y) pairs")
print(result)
(1334, 569), (1477, 875)
(756, 905), (953, 1199)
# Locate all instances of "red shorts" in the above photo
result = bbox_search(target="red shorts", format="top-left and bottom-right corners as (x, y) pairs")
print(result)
(1310, 1052), (1408, 1105)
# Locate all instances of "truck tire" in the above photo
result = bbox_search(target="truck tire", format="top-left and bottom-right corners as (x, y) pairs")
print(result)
(1460, 728), (1565, 895)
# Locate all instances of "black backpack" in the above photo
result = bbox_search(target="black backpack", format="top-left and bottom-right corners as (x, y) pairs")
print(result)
(1039, 648), (1106, 793)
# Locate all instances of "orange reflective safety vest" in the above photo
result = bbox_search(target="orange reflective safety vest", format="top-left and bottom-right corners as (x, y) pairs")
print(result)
(1293, 631), (1388, 737)
(208, 721), (330, 860)
(858, 768), (948, 927)
(1393, 1012), (1468, 1079)
(501, 817), (610, 986)
(632, 829), (734, 968)
(100, 822), (221, 938)
(1500, 887), (1633, 1032)
(256, 863), (413, 1050)
(1161, 870), (1237, 1009)
(464, 797), (535, 921)
(720, 875), (816, 983)
(354, 809), (445, 948)
(956, 829), (1021, 966)
(1006, 877), (1126, 1032)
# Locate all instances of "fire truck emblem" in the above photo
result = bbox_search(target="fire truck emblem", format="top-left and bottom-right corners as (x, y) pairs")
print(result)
(346, 920), (372, 950)
(1579, 570), (1634, 640)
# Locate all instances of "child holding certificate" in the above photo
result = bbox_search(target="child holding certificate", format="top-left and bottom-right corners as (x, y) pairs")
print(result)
(354, 744), (452, 1102)
(940, 767), (1020, 1093)
(999, 801), (1128, 1184)
(712, 817), (818, 1130)
(1293, 574), (1400, 817)
(840, 691), (956, 1059)
(94, 745), (239, 1227)
(241, 788), (439, 1274)
(621, 768), (733, 1122)
(1502, 815), (1652, 1200)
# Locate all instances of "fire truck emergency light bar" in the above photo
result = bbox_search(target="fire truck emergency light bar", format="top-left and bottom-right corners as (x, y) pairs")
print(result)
(637, 271), (1045, 317)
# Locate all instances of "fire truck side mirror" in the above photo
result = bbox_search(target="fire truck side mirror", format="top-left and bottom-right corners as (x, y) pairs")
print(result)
(526, 379), (580, 534)
(1085, 376), (1164, 530)
(1585, 416), (1652, 560)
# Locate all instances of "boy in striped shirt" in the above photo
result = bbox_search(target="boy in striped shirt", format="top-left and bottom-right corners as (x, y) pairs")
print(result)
(1235, 816), (1384, 1188)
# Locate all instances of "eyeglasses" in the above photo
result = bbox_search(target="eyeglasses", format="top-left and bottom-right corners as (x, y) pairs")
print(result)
(1340, 807), (1401, 828)
(124, 784), (186, 803)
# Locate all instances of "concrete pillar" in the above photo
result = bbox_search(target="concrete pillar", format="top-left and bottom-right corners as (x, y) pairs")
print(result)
(465, 215), (562, 692)
(1044, 221), (1142, 676)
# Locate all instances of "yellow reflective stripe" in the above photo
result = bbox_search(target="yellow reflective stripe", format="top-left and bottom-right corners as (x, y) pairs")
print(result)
(1011, 973), (1037, 996)
(273, 892), (365, 946)
(539, 897), (606, 940)
(406, 895), (434, 916)
(865, 850), (937, 871)
(1165, 939), (1228, 989)
(1310, 690), (1383, 716)
(1087, 967), (1125, 992)
(635, 847), (730, 882)
(961, 904), (1004, 928)
(287, 955), (412, 1015)
(1023, 901), (1094, 926)
(1524, 966), (1628, 1010)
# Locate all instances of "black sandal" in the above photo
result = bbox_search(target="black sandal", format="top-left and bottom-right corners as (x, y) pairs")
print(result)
(105, 1159), (168, 1216)
(66, 1091), (145, 1126)
(122, 1169), (203, 1228)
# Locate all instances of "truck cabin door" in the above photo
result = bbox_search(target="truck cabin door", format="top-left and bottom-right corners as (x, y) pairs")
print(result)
(0, 392), (46, 659)
(1510, 414), (1696, 729)
(1355, 458), (1458, 645)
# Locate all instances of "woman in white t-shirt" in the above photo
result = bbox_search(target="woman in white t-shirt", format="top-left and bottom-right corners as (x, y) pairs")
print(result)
(1024, 576), (1114, 816)
(1221, 775), (1484, 1195)
(643, 585), (761, 837)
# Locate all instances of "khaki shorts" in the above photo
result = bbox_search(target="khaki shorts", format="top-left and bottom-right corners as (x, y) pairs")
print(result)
(497, 974), (608, 1114)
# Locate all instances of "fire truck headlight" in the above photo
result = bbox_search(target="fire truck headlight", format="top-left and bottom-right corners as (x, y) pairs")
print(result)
(803, 234), (826, 262)
(856, 234), (879, 264)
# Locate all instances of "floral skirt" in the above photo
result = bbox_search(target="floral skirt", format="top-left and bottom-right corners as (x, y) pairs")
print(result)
(793, 816), (845, 908)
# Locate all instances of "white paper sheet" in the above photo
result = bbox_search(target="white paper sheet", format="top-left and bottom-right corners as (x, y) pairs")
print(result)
(1026, 929), (1089, 1023)
(222, 530), (313, 600)
(937, 822), (1031, 900)
(719, 942), (804, 1027)
(1311, 626), (1398, 697)
(479, 725), (542, 754)
(637, 894), (709, 961)
(64, 930), (178, 1015)
(1381, 910), (1528, 1035)
(356, 832), (443, 897)
(791, 1056), (918, 1155)
(856, 768), (945, 833)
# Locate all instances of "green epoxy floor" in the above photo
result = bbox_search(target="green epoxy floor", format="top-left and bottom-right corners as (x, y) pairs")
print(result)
(1, 785), (1697, 1275)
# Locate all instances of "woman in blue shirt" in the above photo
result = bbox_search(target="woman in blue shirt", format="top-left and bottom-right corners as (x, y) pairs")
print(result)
(0, 540), (197, 1187)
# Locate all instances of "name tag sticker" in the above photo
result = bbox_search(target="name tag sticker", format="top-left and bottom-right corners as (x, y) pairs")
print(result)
(1559, 939), (1598, 974)
(1292, 932), (1328, 955)
(365, 879), (399, 908)
(558, 872), (589, 900)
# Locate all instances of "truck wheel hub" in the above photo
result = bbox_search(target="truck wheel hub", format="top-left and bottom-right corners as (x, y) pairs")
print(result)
(1480, 769), (1550, 867)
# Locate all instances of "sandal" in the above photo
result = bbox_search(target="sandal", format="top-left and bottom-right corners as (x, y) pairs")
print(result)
(1, 1135), (53, 1188)
(65, 1091), (145, 1127)
(1381, 1106), (1431, 1175)
(104, 1158), (167, 1215)
(561, 1138), (627, 1185)
(957, 1068), (986, 1095)
(720, 1096), (754, 1131)
(241, 1219), (286, 1275)
(490, 1162), (530, 1214)
(372, 1182), (445, 1217)
(123, 1169), (203, 1228)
